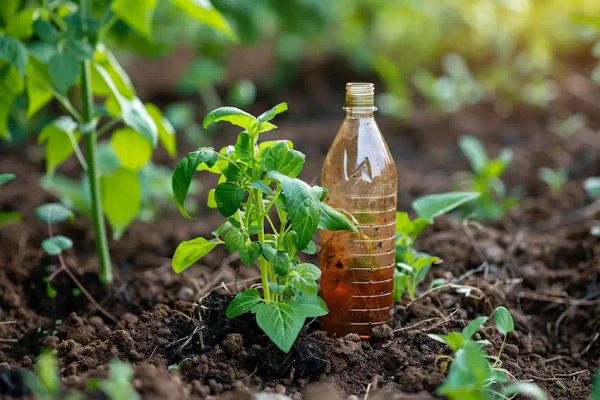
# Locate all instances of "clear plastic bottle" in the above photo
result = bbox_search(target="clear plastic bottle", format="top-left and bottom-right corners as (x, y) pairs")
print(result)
(320, 83), (397, 337)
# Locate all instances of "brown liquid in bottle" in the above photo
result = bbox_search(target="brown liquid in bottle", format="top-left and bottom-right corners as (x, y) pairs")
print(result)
(320, 83), (397, 337)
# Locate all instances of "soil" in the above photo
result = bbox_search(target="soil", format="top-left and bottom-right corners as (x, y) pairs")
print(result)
(1, 62), (600, 399)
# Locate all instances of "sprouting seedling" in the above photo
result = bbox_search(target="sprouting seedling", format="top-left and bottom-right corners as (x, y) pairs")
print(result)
(394, 191), (480, 301)
(0, 0), (236, 285)
(23, 350), (64, 400)
(433, 307), (546, 400)
(171, 103), (356, 352)
(538, 167), (567, 192)
(457, 135), (517, 220)
(36, 202), (117, 323)
(95, 360), (140, 400)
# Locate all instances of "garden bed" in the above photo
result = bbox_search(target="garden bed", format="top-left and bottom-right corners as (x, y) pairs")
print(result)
(1, 74), (599, 399)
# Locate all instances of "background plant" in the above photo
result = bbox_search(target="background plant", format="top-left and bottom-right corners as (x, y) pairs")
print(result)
(0, 173), (21, 227)
(171, 103), (356, 352)
(0, 0), (235, 284)
(457, 135), (517, 220)
(394, 191), (479, 300)
(538, 167), (568, 192)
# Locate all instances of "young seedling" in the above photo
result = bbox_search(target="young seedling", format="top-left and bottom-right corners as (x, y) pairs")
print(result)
(0, 0), (235, 285)
(432, 307), (546, 400)
(0, 173), (21, 226)
(457, 135), (517, 220)
(171, 103), (356, 352)
(90, 360), (140, 400)
(538, 167), (567, 192)
(23, 350), (83, 400)
(394, 191), (480, 300)
(36, 202), (117, 323)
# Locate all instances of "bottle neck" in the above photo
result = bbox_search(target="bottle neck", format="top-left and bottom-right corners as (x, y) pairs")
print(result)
(344, 106), (376, 119)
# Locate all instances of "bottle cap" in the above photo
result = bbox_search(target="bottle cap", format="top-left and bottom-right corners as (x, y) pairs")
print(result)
(345, 82), (374, 108)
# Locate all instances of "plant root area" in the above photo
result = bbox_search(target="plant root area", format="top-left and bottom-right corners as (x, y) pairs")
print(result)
(1, 75), (600, 399)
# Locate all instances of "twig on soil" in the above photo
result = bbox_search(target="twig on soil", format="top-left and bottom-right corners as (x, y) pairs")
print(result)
(576, 331), (599, 357)
(394, 308), (459, 333)
(0, 321), (16, 325)
(527, 370), (589, 381)
(513, 290), (600, 306)
(0, 338), (18, 343)
(363, 382), (372, 400)
(195, 253), (241, 304)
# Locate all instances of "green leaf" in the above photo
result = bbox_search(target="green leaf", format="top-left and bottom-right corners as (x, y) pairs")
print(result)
(101, 168), (141, 239)
(0, 35), (28, 75)
(0, 173), (15, 186)
(111, 0), (157, 37)
(295, 294), (328, 318)
(96, 65), (157, 146)
(170, 0), (237, 40)
(203, 106), (255, 130)
(223, 226), (246, 251)
(234, 131), (253, 162)
(172, 236), (219, 272)
(215, 182), (244, 217)
(257, 102), (288, 123)
(254, 301), (305, 353)
(461, 316), (488, 340)
(0, 0), (19, 24)
(41, 235), (73, 255)
(226, 288), (262, 318)
(492, 306), (514, 336)
(38, 117), (79, 175)
(412, 192), (480, 220)
(437, 341), (492, 399)
(396, 212), (431, 242)
(318, 202), (358, 233)
(48, 48), (80, 93)
(110, 128), (152, 170)
(393, 269), (407, 301)
(25, 56), (53, 117)
(584, 177), (600, 198)
(0, 63), (23, 139)
(5, 7), (36, 40)
(501, 382), (547, 400)
(146, 103), (176, 157)
(33, 19), (60, 44)
(262, 242), (290, 276)
(268, 171), (320, 250)
(239, 242), (260, 266)
(172, 148), (218, 218)
(290, 263), (321, 294)
(261, 142), (305, 178)
(428, 332), (465, 352)
(92, 46), (134, 98)
(36, 203), (73, 224)
(459, 135), (488, 173)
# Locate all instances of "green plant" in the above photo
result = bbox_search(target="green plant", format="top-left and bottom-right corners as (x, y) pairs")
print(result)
(0, 173), (21, 226)
(592, 368), (600, 400)
(0, 0), (235, 285)
(431, 307), (546, 400)
(538, 167), (567, 192)
(394, 191), (480, 300)
(457, 135), (517, 220)
(89, 360), (140, 400)
(24, 350), (83, 400)
(171, 103), (356, 352)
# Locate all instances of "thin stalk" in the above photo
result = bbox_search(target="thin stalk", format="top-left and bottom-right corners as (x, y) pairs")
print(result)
(80, 0), (112, 284)
(254, 189), (271, 303)
(495, 335), (507, 366)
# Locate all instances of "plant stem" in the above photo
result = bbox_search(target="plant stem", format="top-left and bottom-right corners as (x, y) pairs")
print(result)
(80, 0), (112, 285)
(495, 335), (507, 366)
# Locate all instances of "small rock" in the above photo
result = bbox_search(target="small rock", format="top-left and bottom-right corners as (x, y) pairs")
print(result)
(221, 333), (244, 354)
(275, 384), (286, 394)
(208, 379), (223, 394)
(504, 343), (519, 356)
(343, 333), (361, 342)
(121, 313), (138, 326)
(177, 286), (195, 301)
(371, 324), (394, 341)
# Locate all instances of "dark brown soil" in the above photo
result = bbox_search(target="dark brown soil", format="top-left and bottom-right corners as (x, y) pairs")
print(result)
(1, 65), (600, 399)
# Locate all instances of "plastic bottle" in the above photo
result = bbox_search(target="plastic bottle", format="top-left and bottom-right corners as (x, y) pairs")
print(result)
(320, 82), (397, 337)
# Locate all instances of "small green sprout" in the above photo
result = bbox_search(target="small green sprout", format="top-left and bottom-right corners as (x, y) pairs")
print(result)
(171, 103), (356, 352)
(394, 191), (480, 300)
(457, 135), (517, 220)
(538, 167), (567, 192)
(432, 307), (546, 400)
(98, 360), (140, 400)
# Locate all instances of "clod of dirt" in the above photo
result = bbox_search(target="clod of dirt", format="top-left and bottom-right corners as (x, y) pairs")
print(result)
(372, 324), (394, 341)
(221, 333), (244, 355)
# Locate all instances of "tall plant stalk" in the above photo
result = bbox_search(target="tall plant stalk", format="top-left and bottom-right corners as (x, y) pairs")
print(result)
(80, 0), (112, 284)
